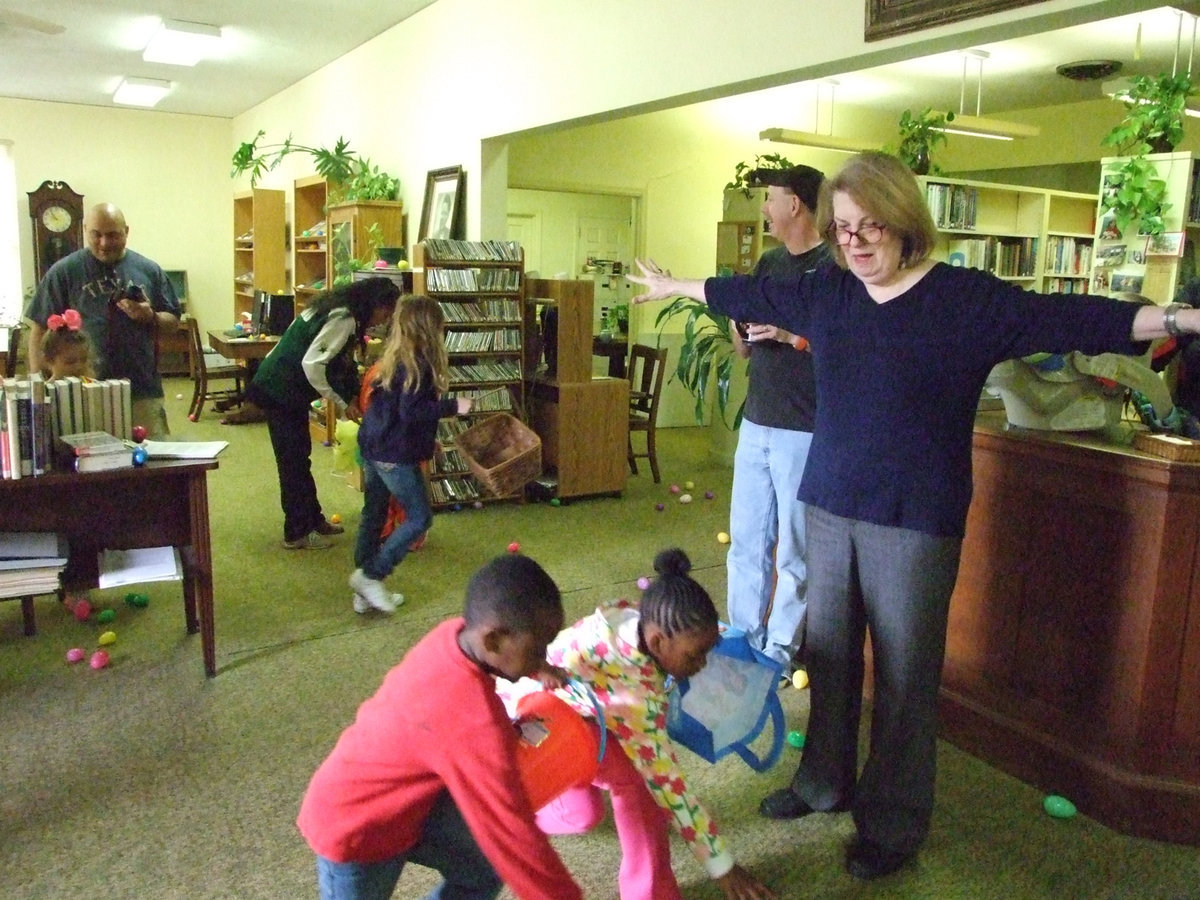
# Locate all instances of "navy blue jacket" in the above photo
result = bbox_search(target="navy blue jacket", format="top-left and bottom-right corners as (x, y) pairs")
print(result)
(357, 363), (457, 465)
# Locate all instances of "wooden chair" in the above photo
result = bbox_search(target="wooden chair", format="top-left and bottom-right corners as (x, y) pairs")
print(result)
(627, 343), (668, 483)
(185, 317), (245, 421)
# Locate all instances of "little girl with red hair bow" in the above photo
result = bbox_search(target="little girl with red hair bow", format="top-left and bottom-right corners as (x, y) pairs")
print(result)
(41, 308), (93, 380)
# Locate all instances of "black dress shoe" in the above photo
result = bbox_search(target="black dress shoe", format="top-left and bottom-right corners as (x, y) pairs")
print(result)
(758, 788), (850, 820)
(845, 838), (914, 880)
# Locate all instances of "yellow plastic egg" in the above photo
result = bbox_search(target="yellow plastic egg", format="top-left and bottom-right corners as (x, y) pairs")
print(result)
(792, 669), (809, 690)
(98, 630), (117, 646)
(717, 532), (730, 544)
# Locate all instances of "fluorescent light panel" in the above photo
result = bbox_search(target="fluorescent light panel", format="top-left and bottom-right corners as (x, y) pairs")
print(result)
(1103, 76), (1200, 118)
(113, 77), (172, 108)
(758, 128), (879, 154)
(143, 18), (223, 66)
(932, 113), (1040, 140)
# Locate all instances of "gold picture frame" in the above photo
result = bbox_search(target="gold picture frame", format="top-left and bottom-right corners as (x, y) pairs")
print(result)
(865, 0), (1050, 42)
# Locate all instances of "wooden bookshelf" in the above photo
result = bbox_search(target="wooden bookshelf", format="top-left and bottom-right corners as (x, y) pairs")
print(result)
(292, 175), (328, 311)
(232, 188), (286, 320)
(412, 240), (526, 507)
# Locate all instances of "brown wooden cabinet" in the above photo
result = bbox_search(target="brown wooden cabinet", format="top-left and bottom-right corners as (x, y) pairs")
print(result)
(327, 200), (404, 289)
(935, 414), (1200, 844)
(523, 278), (628, 498)
(293, 175), (328, 311)
(232, 188), (286, 319)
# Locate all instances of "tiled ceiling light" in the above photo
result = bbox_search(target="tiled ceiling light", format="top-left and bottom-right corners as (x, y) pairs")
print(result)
(112, 77), (173, 107)
(142, 18), (223, 66)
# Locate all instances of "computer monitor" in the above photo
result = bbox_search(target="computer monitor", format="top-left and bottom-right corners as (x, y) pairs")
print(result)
(165, 269), (188, 314)
(253, 290), (295, 336)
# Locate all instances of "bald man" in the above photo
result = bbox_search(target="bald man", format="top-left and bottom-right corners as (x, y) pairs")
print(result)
(25, 203), (180, 437)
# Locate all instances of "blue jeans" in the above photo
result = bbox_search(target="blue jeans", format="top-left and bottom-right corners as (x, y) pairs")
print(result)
(354, 460), (432, 581)
(315, 791), (501, 900)
(726, 420), (812, 667)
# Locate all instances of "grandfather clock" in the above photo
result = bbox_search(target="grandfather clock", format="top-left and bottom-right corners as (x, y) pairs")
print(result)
(28, 180), (84, 283)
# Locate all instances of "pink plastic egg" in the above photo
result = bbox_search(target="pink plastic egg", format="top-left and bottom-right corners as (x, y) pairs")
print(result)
(507, 541), (521, 553)
(66, 648), (85, 664)
(89, 650), (110, 670)
(637, 576), (651, 591)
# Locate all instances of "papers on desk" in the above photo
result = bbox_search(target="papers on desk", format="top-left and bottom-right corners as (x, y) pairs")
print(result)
(140, 440), (228, 460)
(98, 546), (182, 589)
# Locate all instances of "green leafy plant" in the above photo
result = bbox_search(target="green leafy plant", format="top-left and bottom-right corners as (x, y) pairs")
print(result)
(333, 222), (384, 288)
(890, 108), (953, 175)
(1099, 156), (1171, 236)
(1101, 73), (1194, 155)
(726, 153), (796, 198)
(230, 131), (399, 203)
(654, 297), (744, 428)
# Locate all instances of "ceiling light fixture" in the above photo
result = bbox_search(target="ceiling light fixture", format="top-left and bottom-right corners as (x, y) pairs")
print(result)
(142, 18), (223, 66)
(112, 77), (172, 108)
(760, 80), (879, 154)
(931, 49), (1040, 142)
(1104, 10), (1200, 116)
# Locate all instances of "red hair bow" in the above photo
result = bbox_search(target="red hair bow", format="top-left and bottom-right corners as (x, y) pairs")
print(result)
(47, 309), (83, 332)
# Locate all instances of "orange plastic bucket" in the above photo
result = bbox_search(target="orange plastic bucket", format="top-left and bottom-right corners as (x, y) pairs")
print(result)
(513, 690), (601, 811)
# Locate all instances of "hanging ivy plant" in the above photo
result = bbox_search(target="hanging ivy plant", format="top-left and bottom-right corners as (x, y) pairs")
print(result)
(726, 153), (796, 198)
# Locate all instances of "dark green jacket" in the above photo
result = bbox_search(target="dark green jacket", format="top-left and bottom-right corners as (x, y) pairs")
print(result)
(250, 308), (359, 410)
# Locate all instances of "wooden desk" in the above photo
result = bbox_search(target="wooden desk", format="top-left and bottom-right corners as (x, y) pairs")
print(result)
(592, 334), (629, 378)
(0, 461), (221, 677)
(207, 331), (279, 366)
(934, 414), (1200, 844)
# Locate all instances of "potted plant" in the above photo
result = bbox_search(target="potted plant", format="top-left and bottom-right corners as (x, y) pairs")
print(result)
(892, 108), (953, 175)
(1102, 73), (1194, 155)
(726, 152), (796, 198)
(1099, 156), (1171, 236)
(230, 131), (400, 203)
(654, 296), (744, 428)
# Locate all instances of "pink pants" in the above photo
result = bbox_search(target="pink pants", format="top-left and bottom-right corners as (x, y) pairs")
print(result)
(535, 724), (682, 900)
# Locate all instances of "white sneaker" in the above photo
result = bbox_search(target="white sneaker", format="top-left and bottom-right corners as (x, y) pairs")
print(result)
(353, 591), (405, 615)
(349, 569), (398, 613)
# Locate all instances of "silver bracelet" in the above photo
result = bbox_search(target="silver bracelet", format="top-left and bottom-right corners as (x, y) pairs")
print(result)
(1163, 302), (1190, 338)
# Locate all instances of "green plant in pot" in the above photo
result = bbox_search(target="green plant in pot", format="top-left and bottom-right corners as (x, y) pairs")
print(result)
(726, 152), (796, 199)
(1099, 156), (1171, 236)
(230, 131), (400, 203)
(892, 108), (953, 175)
(1102, 73), (1194, 156)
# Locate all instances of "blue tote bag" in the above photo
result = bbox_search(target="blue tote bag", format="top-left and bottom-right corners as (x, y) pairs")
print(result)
(666, 630), (785, 772)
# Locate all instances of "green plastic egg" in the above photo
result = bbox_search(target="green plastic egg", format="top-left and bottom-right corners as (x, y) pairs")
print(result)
(787, 730), (805, 749)
(97, 609), (116, 624)
(1043, 794), (1077, 819)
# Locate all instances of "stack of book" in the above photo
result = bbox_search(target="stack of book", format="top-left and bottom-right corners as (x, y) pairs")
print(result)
(0, 531), (69, 598)
(55, 430), (133, 473)
(1, 376), (132, 479)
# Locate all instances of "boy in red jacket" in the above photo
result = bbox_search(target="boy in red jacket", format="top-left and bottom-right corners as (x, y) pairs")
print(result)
(297, 553), (583, 900)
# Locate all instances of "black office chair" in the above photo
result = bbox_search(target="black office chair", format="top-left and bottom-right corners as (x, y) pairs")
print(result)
(627, 343), (668, 483)
(184, 318), (245, 421)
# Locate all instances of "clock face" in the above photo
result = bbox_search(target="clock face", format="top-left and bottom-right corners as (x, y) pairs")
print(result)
(42, 205), (73, 233)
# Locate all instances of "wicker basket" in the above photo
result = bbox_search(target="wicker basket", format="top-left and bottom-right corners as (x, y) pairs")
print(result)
(1133, 431), (1200, 462)
(455, 413), (542, 497)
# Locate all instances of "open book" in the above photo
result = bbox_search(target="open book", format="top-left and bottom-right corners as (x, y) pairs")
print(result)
(139, 440), (228, 460)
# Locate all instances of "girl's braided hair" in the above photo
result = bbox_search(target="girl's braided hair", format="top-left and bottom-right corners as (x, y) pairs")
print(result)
(640, 548), (718, 637)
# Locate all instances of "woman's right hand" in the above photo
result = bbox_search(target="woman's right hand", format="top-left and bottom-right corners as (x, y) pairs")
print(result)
(456, 397), (474, 415)
(716, 864), (777, 900)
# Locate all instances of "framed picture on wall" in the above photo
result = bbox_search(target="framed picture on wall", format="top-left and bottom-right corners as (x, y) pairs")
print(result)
(865, 0), (1051, 41)
(1145, 231), (1185, 258)
(418, 166), (466, 242)
(1110, 272), (1144, 294)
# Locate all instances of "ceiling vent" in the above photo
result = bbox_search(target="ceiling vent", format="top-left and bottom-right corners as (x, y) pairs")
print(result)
(1056, 60), (1122, 81)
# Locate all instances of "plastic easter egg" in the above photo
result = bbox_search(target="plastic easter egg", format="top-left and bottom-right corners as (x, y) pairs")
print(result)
(66, 648), (85, 664)
(1043, 794), (1077, 819)
(97, 609), (116, 624)
(637, 576), (651, 591)
(124, 592), (149, 608)
(507, 541), (521, 553)
(792, 669), (809, 690)
(89, 650), (110, 670)
(678, 493), (692, 504)
(132, 447), (148, 466)
(717, 532), (730, 544)
(176, 393), (184, 400)
(668, 484), (681, 494)
(329, 513), (342, 525)
(787, 730), (805, 749)
(98, 630), (117, 646)
(473, 501), (484, 509)
(684, 480), (695, 490)
(705, 491), (715, 500)
(655, 503), (665, 511)
(550, 498), (561, 507)
(73, 600), (92, 621)
(131, 425), (147, 443)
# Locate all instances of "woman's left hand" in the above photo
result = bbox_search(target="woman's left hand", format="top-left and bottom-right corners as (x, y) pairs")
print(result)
(345, 399), (363, 423)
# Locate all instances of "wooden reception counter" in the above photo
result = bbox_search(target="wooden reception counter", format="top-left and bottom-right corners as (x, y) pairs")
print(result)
(939, 413), (1200, 844)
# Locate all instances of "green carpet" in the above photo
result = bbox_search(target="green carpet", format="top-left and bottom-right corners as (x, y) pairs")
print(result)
(2, 380), (1197, 899)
